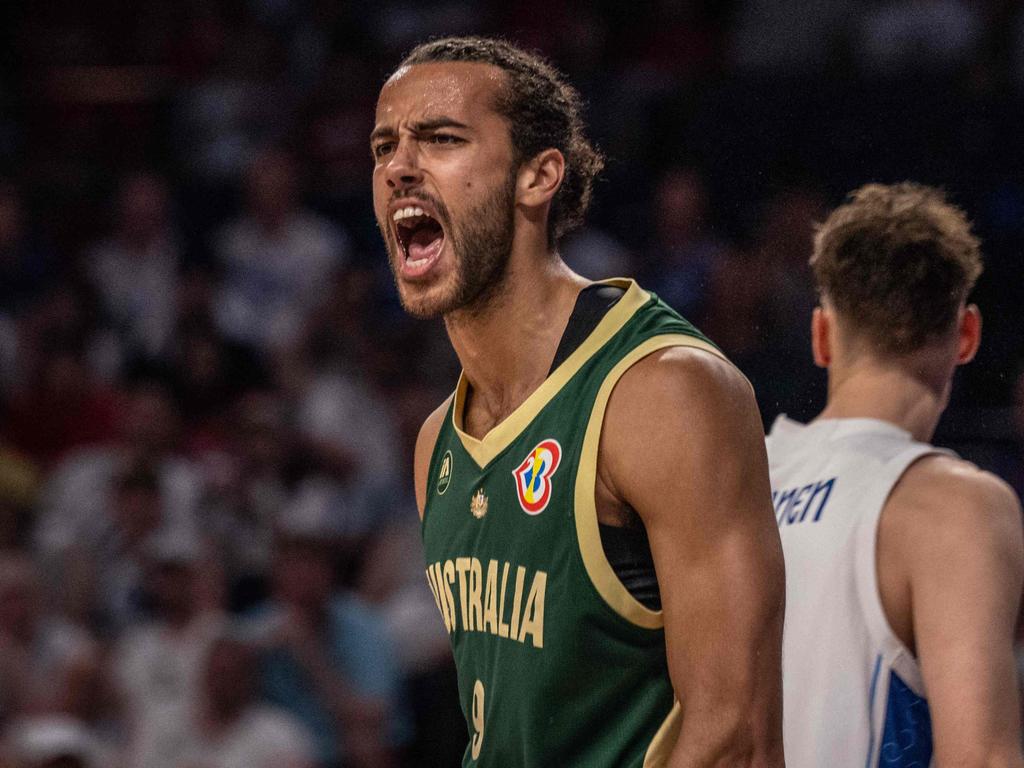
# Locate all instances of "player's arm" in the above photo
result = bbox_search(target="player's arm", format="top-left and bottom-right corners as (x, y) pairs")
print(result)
(414, 396), (453, 519)
(882, 457), (1024, 766)
(601, 347), (785, 767)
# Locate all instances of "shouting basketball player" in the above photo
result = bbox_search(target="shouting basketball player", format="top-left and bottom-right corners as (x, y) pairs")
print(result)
(371, 36), (785, 767)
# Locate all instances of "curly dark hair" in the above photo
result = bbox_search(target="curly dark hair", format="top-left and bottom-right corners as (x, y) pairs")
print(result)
(397, 36), (604, 248)
(811, 182), (983, 355)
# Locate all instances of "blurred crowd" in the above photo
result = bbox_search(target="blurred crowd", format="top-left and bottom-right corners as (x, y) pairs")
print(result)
(1, 1), (1024, 766)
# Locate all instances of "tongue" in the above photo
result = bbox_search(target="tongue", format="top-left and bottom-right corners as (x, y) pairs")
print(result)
(407, 226), (443, 262)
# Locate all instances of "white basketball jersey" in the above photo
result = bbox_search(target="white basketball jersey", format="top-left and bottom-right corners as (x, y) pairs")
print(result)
(766, 415), (945, 768)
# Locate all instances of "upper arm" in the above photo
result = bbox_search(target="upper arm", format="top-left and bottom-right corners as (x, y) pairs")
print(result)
(414, 396), (452, 519)
(601, 347), (785, 760)
(885, 458), (1024, 765)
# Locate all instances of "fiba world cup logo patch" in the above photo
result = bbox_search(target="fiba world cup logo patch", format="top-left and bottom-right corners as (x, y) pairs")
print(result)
(513, 439), (562, 515)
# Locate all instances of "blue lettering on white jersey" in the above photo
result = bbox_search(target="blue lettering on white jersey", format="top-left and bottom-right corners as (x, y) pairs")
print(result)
(771, 477), (836, 526)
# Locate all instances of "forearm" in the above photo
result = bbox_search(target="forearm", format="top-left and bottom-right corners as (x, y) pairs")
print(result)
(933, 746), (1024, 768)
(667, 692), (784, 768)
(668, 715), (753, 768)
(932, 687), (1024, 768)
(665, 560), (786, 768)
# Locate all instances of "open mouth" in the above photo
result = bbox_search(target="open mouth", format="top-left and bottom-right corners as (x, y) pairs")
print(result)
(393, 205), (445, 273)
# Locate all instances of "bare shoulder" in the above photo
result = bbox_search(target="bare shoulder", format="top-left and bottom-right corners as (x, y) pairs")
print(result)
(607, 344), (756, 428)
(880, 454), (1024, 759)
(601, 344), (768, 525)
(414, 395), (454, 519)
(886, 454), (1023, 556)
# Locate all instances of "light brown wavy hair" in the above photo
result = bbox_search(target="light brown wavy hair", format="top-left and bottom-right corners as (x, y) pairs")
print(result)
(811, 182), (983, 354)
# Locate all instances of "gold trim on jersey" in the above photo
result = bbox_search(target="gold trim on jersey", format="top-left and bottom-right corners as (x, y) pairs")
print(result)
(451, 278), (650, 468)
(643, 701), (682, 767)
(573, 334), (731, 629)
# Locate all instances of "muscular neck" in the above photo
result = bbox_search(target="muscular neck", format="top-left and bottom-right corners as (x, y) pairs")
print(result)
(445, 252), (587, 434)
(817, 355), (950, 443)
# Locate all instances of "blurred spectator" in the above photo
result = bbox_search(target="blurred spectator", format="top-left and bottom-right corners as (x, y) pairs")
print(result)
(79, 464), (176, 631)
(85, 172), (183, 367)
(698, 246), (805, 420)
(699, 246), (772, 362)
(751, 185), (823, 324)
(1, 714), (110, 768)
(294, 360), (404, 535)
(33, 383), (203, 628)
(302, 54), (379, 210)
(34, 382), (200, 554)
(174, 22), (296, 186)
(183, 630), (316, 768)
(639, 167), (726, 319)
(355, 522), (464, 766)
(0, 552), (100, 724)
(3, 341), (120, 470)
(725, 186), (826, 421)
(169, 316), (269, 453)
(248, 498), (403, 768)
(112, 527), (223, 768)
(213, 148), (348, 356)
(199, 391), (295, 604)
(356, 523), (449, 679)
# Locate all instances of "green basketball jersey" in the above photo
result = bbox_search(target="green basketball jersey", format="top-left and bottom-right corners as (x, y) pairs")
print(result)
(421, 278), (726, 767)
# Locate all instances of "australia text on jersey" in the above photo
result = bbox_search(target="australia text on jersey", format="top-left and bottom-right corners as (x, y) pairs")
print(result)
(772, 477), (837, 526)
(425, 558), (547, 649)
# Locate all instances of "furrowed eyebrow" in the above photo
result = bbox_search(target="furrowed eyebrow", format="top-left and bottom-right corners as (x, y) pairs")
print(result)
(370, 117), (470, 143)
(370, 124), (396, 143)
(409, 118), (470, 133)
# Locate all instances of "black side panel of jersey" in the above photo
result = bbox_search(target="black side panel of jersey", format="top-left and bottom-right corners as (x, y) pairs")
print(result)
(548, 284), (626, 374)
(552, 282), (660, 610)
(599, 522), (661, 610)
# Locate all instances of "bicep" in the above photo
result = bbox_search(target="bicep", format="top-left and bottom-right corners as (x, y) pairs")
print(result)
(907, 475), (1024, 762)
(603, 349), (785, 747)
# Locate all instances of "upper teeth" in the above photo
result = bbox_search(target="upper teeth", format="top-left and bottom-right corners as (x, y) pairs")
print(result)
(393, 206), (426, 222)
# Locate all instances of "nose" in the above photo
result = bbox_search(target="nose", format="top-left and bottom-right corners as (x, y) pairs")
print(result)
(385, 138), (423, 190)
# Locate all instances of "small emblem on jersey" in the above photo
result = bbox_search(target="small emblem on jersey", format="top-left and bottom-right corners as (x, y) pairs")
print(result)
(513, 439), (562, 515)
(436, 451), (453, 495)
(470, 488), (489, 519)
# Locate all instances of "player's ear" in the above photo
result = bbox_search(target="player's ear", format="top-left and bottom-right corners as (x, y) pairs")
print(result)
(956, 304), (981, 365)
(811, 306), (831, 368)
(516, 148), (565, 208)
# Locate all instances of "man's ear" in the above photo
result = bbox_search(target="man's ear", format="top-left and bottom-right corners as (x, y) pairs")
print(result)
(516, 148), (565, 208)
(956, 304), (981, 365)
(811, 306), (831, 368)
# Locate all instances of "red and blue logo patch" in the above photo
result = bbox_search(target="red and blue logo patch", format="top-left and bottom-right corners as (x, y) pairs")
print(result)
(513, 439), (562, 515)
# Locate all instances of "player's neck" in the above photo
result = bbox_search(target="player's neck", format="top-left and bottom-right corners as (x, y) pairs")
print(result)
(818, 360), (949, 443)
(445, 256), (587, 426)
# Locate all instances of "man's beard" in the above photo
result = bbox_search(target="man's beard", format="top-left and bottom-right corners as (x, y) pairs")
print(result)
(385, 175), (516, 320)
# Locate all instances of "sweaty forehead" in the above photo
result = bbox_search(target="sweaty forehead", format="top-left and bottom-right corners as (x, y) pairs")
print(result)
(375, 61), (507, 125)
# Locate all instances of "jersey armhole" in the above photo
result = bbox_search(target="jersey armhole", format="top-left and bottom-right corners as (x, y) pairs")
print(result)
(572, 333), (735, 629)
(853, 446), (943, 690)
